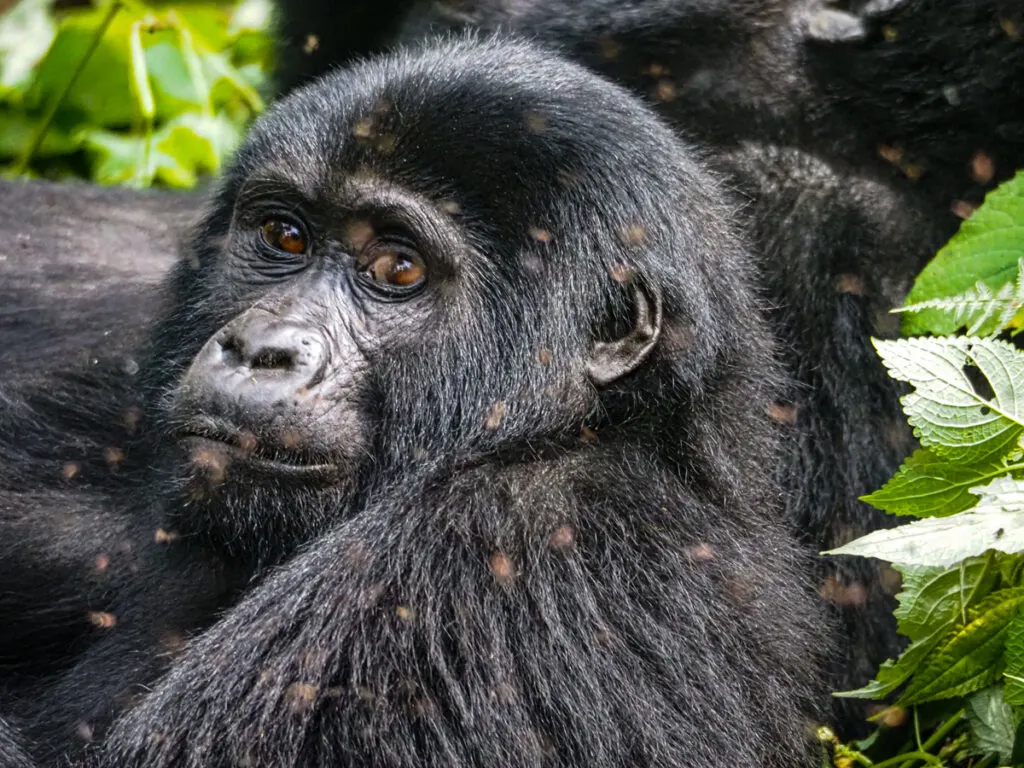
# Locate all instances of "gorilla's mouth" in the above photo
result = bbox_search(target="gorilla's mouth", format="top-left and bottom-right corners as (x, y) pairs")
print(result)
(176, 419), (339, 479)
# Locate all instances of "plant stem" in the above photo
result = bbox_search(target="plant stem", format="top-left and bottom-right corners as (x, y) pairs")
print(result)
(10, 0), (123, 176)
(895, 708), (965, 768)
(919, 709), (966, 753)
(873, 752), (942, 768)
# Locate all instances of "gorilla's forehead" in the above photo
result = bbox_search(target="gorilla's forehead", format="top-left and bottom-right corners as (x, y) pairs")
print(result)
(235, 37), (670, 205)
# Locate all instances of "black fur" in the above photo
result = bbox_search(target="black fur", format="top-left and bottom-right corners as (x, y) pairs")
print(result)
(0, 180), (195, 376)
(0, 717), (33, 768)
(0, 38), (826, 766)
(274, 0), (1024, 731)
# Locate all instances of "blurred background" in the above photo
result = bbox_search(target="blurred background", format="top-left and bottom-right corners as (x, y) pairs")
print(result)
(0, 0), (273, 187)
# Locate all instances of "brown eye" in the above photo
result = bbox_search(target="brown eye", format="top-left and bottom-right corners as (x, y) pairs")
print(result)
(363, 249), (426, 288)
(261, 218), (308, 255)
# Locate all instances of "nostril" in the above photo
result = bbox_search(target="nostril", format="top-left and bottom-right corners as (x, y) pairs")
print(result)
(250, 347), (296, 371)
(219, 335), (297, 372)
(220, 336), (246, 368)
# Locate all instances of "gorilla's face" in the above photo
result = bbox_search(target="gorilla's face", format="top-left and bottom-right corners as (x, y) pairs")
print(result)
(145, 41), (683, 562)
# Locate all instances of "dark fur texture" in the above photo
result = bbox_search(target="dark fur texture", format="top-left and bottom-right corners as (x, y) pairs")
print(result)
(0, 180), (196, 376)
(0, 717), (33, 768)
(0, 38), (826, 766)
(275, 0), (1024, 731)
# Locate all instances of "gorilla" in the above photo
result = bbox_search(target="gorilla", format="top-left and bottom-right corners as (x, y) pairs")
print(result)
(274, 0), (1024, 730)
(0, 37), (827, 767)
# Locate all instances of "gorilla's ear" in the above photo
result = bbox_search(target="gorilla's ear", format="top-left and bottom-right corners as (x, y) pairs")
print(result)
(587, 276), (663, 386)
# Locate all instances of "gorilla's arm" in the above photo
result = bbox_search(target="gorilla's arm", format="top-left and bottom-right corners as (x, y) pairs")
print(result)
(87, 458), (820, 768)
(0, 177), (197, 669)
(0, 717), (34, 768)
(0, 179), (199, 375)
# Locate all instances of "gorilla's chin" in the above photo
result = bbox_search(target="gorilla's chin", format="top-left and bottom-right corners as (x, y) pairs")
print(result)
(162, 436), (350, 561)
(179, 435), (341, 479)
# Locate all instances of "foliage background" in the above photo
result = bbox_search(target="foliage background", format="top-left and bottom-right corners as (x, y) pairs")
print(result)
(0, 0), (272, 187)
(825, 172), (1024, 768)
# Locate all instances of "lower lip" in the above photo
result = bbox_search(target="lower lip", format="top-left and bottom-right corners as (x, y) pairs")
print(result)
(180, 436), (339, 478)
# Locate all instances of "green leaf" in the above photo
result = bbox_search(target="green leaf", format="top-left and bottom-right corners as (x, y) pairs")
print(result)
(82, 129), (147, 186)
(145, 37), (207, 117)
(30, 11), (138, 127)
(160, 112), (241, 173)
(873, 337), (1024, 464)
(894, 558), (998, 642)
(129, 21), (156, 123)
(863, 448), (1010, 518)
(897, 588), (1024, 705)
(965, 686), (1016, 763)
(0, 0), (56, 95)
(897, 263), (1024, 337)
(901, 589), (1024, 708)
(82, 110), (243, 189)
(903, 173), (1024, 336)
(174, 7), (232, 52)
(0, 111), (79, 159)
(203, 50), (263, 112)
(1004, 607), (1024, 708)
(835, 625), (951, 700)
(2, 0), (269, 188)
(999, 553), (1024, 587)
(826, 477), (1024, 566)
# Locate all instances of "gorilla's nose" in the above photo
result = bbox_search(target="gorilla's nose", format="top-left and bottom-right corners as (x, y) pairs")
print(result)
(183, 309), (327, 408)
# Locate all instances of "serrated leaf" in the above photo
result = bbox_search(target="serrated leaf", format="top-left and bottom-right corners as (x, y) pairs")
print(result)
(863, 448), (1009, 518)
(894, 558), (998, 642)
(898, 588), (1024, 705)
(966, 587), (1024, 621)
(898, 263), (1024, 337)
(903, 173), (1024, 336)
(873, 337), (1024, 463)
(999, 553), (1024, 587)
(834, 625), (951, 700)
(826, 477), (1024, 566)
(1003, 607), (1024, 707)
(965, 686), (1016, 763)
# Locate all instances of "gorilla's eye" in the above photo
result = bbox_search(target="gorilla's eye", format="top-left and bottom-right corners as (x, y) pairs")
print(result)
(260, 218), (308, 255)
(359, 246), (427, 292)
